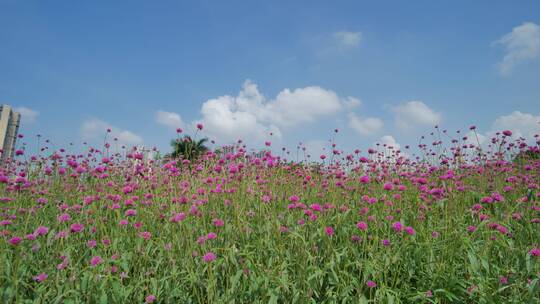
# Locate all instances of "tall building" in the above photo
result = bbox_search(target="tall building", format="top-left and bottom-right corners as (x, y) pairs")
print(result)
(0, 105), (21, 161)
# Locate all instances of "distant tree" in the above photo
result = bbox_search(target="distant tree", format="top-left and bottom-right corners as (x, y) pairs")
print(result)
(170, 135), (209, 162)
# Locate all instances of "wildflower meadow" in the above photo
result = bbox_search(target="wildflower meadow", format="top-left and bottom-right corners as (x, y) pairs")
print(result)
(1, 127), (539, 303)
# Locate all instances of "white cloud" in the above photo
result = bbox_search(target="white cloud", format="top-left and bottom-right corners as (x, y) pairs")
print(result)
(373, 135), (406, 160)
(389, 100), (441, 130)
(14, 107), (39, 124)
(334, 31), (362, 48)
(81, 118), (143, 147)
(494, 22), (540, 75)
(155, 110), (184, 130)
(344, 97), (362, 109)
(302, 140), (330, 160)
(377, 135), (401, 150)
(490, 111), (540, 140)
(464, 130), (486, 146)
(197, 80), (353, 144)
(348, 112), (383, 136)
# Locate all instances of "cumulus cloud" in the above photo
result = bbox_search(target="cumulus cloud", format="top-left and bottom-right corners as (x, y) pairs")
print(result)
(155, 110), (184, 130)
(464, 130), (487, 146)
(348, 112), (383, 136)
(373, 135), (406, 160)
(14, 107), (39, 124)
(344, 97), (362, 109)
(81, 118), (143, 147)
(389, 100), (441, 130)
(377, 135), (401, 151)
(490, 111), (540, 140)
(493, 22), (540, 75)
(197, 80), (353, 144)
(334, 31), (362, 48)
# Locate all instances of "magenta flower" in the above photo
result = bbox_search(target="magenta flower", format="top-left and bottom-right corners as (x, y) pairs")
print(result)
(325, 226), (334, 236)
(392, 221), (403, 233)
(34, 226), (49, 236)
(145, 294), (156, 303)
(139, 231), (151, 240)
(357, 221), (368, 231)
(212, 218), (224, 227)
(529, 247), (540, 257)
(33, 272), (48, 282)
(70, 223), (84, 233)
(359, 175), (370, 184)
(8, 236), (22, 246)
(206, 232), (217, 240)
(196, 123), (204, 130)
(87, 240), (97, 248)
(467, 226), (477, 233)
(57, 213), (71, 222)
(90, 255), (102, 266)
(125, 209), (137, 217)
(404, 226), (415, 235)
(203, 252), (216, 262)
(366, 280), (377, 288)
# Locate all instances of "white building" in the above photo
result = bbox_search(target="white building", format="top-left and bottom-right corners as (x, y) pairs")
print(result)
(0, 105), (21, 161)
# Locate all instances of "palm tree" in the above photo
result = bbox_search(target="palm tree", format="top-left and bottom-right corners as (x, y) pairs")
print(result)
(170, 135), (209, 161)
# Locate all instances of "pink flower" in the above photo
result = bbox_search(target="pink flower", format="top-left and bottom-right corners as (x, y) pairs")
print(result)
(288, 195), (299, 203)
(203, 252), (216, 262)
(310, 204), (322, 212)
(33, 272), (48, 282)
(405, 226), (415, 235)
(196, 123), (204, 130)
(383, 182), (394, 191)
(139, 231), (151, 240)
(90, 255), (102, 266)
(87, 240), (97, 248)
(467, 226), (477, 233)
(125, 209), (137, 217)
(359, 175), (370, 184)
(382, 239), (391, 246)
(34, 226), (49, 236)
(357, 221), (368, 231)
(8, 236), (22, 246)
(70, 223), (84, 233)
(325, 226), (334, 236)
(57, 213), (71, 222)
(366, 280), (377, 288)
(529, 247), (540, 257)
(170, 212), (186, 223)
(212, 218), (224, 227)
(392, 221), (403, 233)
(502, 130), (512, 136)
(119, 219), (129, 226)
(145, 294), (156, 303)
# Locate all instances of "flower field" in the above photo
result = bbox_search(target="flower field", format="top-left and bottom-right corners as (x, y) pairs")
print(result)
(1, 129), (539, 303)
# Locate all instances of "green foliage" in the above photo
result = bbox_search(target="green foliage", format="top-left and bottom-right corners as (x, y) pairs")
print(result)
(169, 135), (209, 161)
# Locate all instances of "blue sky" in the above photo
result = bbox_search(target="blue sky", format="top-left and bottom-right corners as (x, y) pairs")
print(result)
(1, 0), (539, 158)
